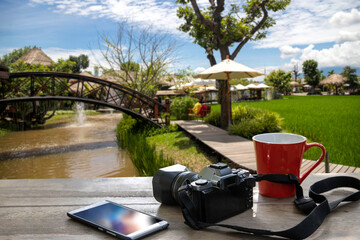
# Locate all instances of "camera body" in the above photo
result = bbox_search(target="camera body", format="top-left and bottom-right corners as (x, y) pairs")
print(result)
(152, 162), (255, 223)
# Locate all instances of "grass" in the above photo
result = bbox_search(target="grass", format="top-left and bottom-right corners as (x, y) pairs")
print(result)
(116, 115), (214, 175)
(210, 95), (359, 167)
(147, 131), (215, 172)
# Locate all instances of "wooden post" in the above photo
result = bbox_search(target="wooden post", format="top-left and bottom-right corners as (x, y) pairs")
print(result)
(226, 72), (231, 134)
(325, 151), (330, 173)
(153, 97), (159, 119)
(165, 97), (170, 126)
(0, 64), (9, 99)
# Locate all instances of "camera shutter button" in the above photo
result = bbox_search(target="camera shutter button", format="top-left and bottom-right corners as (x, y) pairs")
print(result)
(195, 179), (208, 186)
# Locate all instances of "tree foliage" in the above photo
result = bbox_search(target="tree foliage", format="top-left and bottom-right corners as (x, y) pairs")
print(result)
(10, 58), (75, 73)
(99, 23), (178, 96)
(302, 59), (321, 90)
(0, 46), (37, 67)
(265, 69), (292, 94)
(342, 66), (359, 93)
(69, 54), (89, 73)
(176, 0), (290, 61)
(327, 69), (335, 76)
(176, 0), (291, 128)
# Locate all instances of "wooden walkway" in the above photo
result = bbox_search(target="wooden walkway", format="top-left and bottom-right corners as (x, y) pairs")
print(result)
(175, 120), (360, 174)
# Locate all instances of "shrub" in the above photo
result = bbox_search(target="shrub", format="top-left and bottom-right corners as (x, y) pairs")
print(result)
(232, 105), (262, 124)
(231, 105), (282, 139)
(204, 110), (221, 128)
(231, 119), (263, 139)
(170, 97), (198, 120)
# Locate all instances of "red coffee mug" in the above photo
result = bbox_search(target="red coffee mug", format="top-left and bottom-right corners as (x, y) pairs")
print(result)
(253, 133), (326, 198)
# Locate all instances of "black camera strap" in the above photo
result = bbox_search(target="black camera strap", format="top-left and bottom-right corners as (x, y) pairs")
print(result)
(178, 174), (360, 239)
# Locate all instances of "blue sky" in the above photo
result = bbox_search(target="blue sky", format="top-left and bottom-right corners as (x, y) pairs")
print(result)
(1, 0), (360, 81)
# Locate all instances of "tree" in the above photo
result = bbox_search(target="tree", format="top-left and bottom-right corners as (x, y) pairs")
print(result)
(342, 66), (359, 94)
(230, 78), (254, 86)
(68, 54), (89, 73)
(327, 69), (335, 76)
(99, 23), (178, 96)
(265, 70), (292, 94)
(93, 66), (99, 77)
(293, 64), (299, 83)
(120, 61), (140, 72)
(176, 0), (291, 129)
(302, 59), (321, 93)
(0, 46), (37, 67)
(10, 58), (75, 73)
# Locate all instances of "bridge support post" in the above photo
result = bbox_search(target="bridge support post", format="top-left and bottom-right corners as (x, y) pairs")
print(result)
(0, 64), (9, 99)
(165, 97), (170, 126)
(153, 97), (159, 119)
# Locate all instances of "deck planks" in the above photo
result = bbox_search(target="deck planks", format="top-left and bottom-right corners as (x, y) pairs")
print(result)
(175, 120), (359, 174)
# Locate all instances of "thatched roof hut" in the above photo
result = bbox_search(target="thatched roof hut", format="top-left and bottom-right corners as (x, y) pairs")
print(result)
(320, 74), (347, 86)
(290, 81), (300, 87)
(69, 72), (96, 93)
(100, 70), (127, 84)
(14, 48), (53, 66)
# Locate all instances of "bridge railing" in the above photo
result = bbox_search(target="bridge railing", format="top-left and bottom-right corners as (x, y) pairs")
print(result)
(0, 71), (168, 127)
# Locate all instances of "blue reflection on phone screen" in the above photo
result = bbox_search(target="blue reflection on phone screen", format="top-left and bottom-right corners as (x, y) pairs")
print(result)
(74, 203), (159, 235)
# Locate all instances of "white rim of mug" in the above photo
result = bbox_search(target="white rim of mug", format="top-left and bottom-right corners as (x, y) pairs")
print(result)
(252, 133), (306, 144)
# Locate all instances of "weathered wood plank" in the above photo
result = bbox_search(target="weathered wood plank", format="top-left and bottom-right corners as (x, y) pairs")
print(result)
(332, 164), (344, 173)
(175, 120), (359, 174)
(0, 175), (359, 240)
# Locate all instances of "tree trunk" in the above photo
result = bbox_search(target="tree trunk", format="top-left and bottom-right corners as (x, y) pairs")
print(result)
(218, 80), (229, 129)
(207, 47), (232, 130)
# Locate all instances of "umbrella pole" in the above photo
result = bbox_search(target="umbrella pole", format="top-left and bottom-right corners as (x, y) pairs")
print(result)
(226, 72), (231, 134)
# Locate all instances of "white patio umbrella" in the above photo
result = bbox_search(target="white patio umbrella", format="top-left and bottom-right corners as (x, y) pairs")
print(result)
(256, 83), (270, 89)
(246, 83), (258, 89)
(235, 84), (248, 90)
(195, 57), (263, 133)
(182, 78), (216, 103)
(198, 86), (217, 91)
(182, 78), (216, 89)
(169, 84), (184, 90)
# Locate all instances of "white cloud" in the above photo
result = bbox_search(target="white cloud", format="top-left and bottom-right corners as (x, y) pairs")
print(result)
(30, 0), (182, 35)
(329, 8), (360, 27)
(256, 0), (360, 48)
(336, 31), (360, 42)
(43, 47), (109, 73)
(279, 45), (301, 59)
(276, 41), (360, 71)
(194, 67), (205, 74)
(299, 41), (360, 67)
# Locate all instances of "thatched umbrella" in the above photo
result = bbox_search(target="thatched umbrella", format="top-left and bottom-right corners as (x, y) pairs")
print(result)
(290, 81), (300, 87)
(320, 74), (346, 86)
(320, 74), (347, 95)
(15, 48), (53, 66)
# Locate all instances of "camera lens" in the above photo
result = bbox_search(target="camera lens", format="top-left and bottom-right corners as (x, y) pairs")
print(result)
(152, 164), (197, 205)
(171, 171), (198, 203)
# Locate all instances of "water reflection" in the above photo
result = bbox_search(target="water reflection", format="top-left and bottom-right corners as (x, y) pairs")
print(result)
(0, 113), (138, 179)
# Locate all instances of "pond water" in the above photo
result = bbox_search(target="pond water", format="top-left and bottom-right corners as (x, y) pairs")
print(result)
(0, 112), (138, 179)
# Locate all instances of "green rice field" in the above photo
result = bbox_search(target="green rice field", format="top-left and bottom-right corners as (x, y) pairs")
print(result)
(213, 95), (360, 167)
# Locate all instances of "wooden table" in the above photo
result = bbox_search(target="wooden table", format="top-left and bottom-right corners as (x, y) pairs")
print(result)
(0, 173), (359, 240)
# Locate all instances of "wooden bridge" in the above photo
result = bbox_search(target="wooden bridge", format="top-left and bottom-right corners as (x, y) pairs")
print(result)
(176, 120), (360, 174)
(0, 71), (167, 127)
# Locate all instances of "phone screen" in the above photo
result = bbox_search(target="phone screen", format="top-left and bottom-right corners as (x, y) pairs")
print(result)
(72, 202), (162, 235)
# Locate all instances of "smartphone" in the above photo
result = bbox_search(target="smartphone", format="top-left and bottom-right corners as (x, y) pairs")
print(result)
(67, 200), (169, 240)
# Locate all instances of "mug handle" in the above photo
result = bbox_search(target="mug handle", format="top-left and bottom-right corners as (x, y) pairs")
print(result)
(299, 143), (326, 183)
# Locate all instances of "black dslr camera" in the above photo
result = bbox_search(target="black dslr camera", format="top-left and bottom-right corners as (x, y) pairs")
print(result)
(152, 162), (255, 223)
